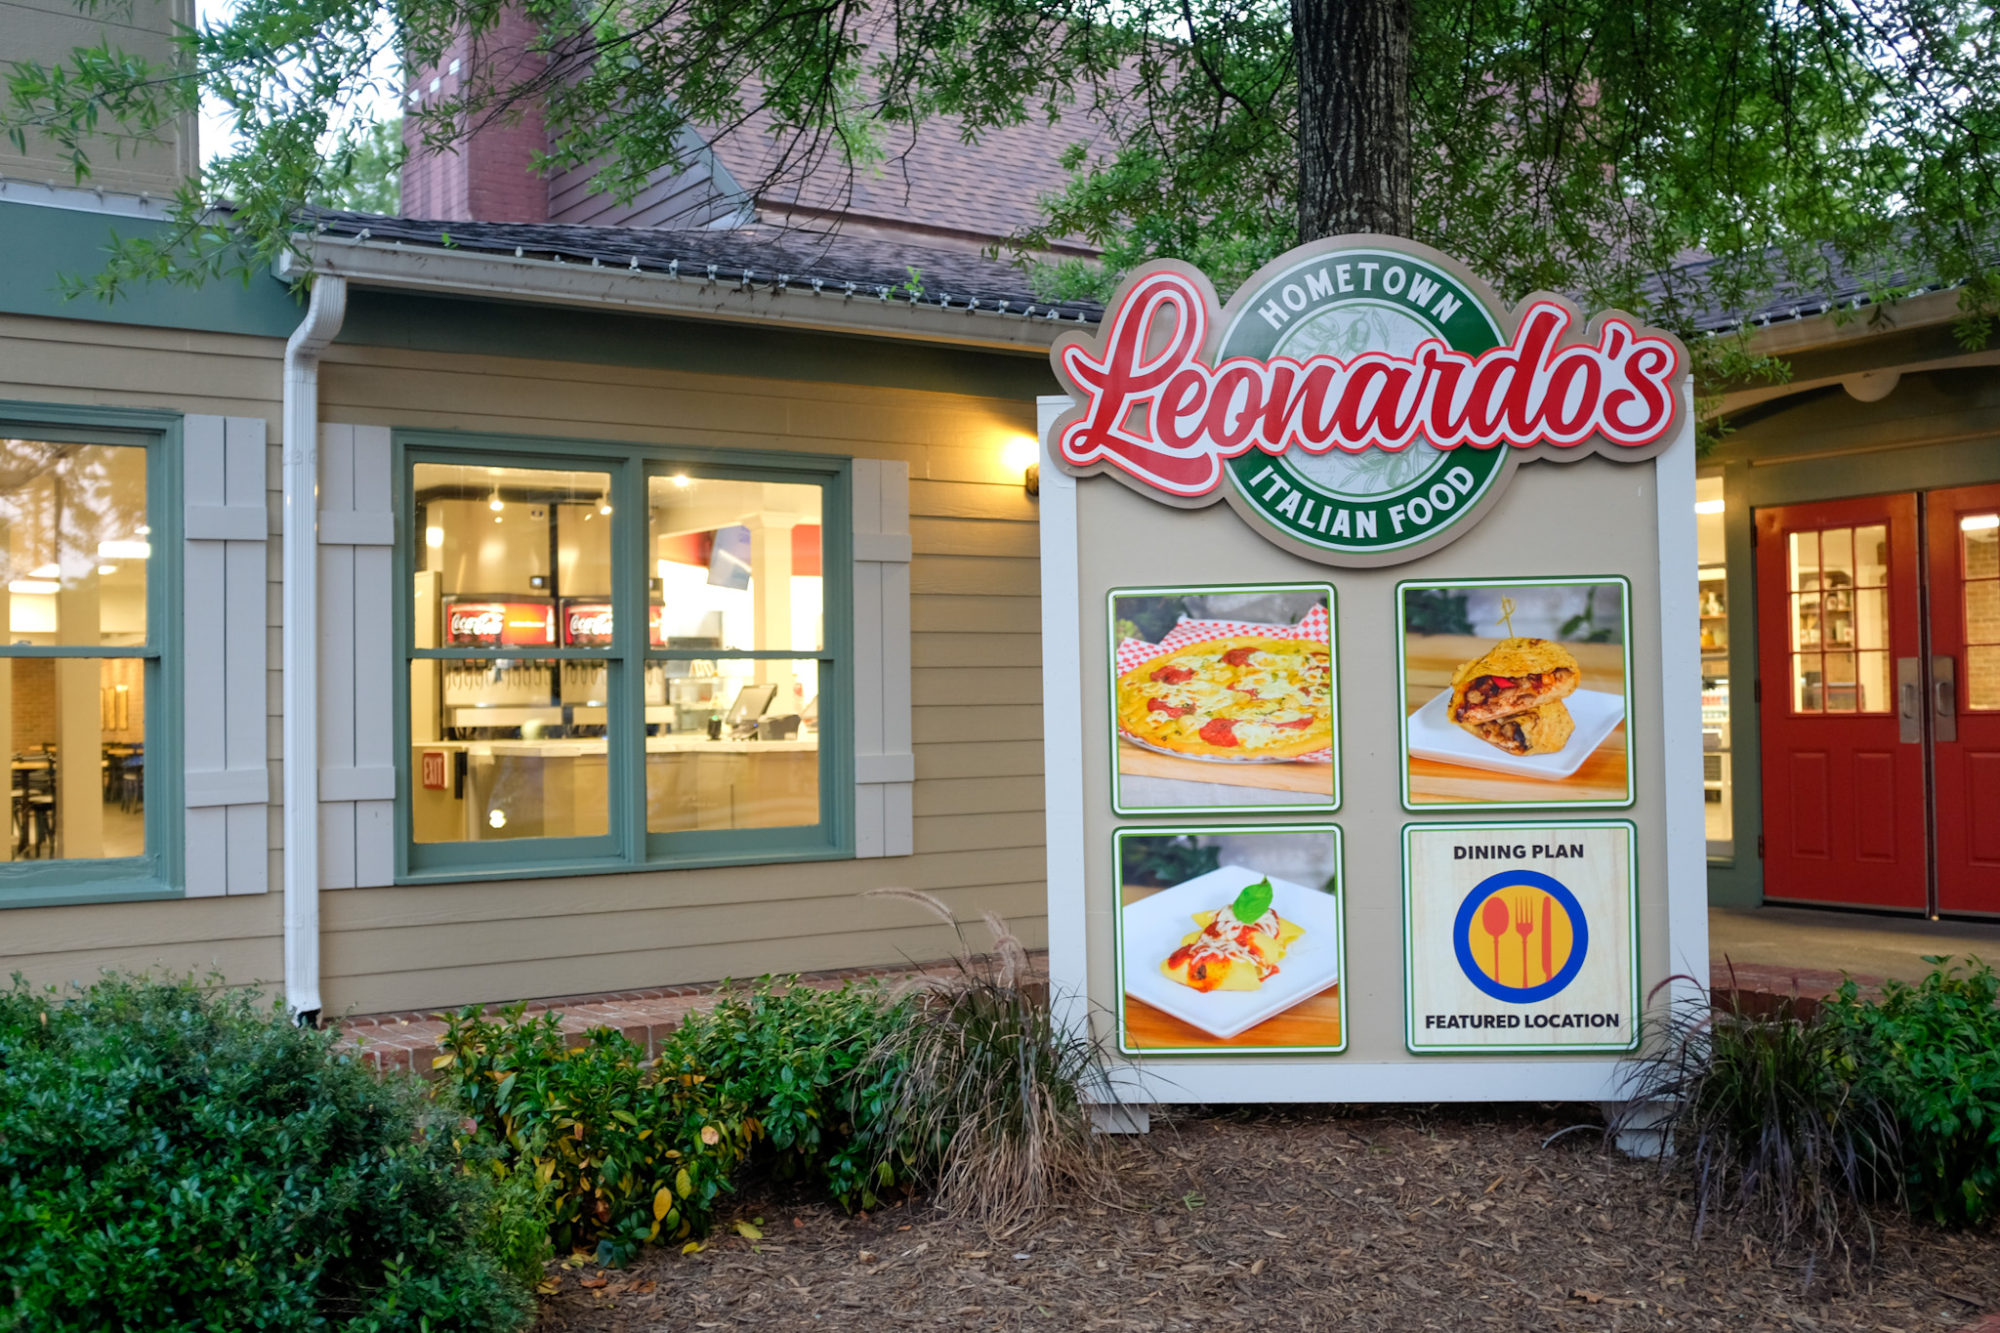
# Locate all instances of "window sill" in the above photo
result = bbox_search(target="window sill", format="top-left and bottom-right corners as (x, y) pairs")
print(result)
(0, 878), (182, 910)
(395, 840), (854, 887)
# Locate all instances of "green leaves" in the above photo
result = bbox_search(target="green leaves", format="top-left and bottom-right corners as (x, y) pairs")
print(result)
(0, 974), (533, 1331)
(1231, 877), (1273, 924)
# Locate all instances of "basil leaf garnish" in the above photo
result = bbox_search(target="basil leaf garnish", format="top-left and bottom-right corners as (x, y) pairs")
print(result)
(1230, 877), (1273, 923)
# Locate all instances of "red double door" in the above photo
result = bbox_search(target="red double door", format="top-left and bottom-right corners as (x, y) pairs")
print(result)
(1756, 484), (2000, 915)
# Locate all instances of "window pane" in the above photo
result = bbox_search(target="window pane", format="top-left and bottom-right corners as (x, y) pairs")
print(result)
(1823, 651), (1857, 713)
(1854, 525), (1889, 586)
(0, 657), (144, 861)
(646, 659), (821, 833)
(1969, 644), (2000, 711)
(1789, 531), (1819, 591)
(1792, 653), (1820, 712)
(1853, 588), (1887, 651)
(0, 439), (148, 647)
(1965, 579), (2000, 645)
(1855, 651), (1890, 714)
(408, 658), (608, 842)
(1964, 516), (1999, 580)
(412, 463), (613, 649)
(1791, 593), (1820, 649)
(647, 475), (824, 652)
(1819, 526), (1854, 588)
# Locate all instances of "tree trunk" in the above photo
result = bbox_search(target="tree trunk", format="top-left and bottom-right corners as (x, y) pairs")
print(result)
(1293, 0), (1413, 240)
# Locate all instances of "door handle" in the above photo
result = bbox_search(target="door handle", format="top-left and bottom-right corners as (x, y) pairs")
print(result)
(1931, 654), (1958, 743)
(1896, 656), (1923, 743)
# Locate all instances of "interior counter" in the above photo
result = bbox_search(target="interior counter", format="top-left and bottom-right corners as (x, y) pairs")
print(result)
(410, 735), (820, 842)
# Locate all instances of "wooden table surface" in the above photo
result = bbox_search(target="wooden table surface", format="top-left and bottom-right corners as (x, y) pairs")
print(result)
(1116, 738), (1335, 796)
(1120, 884), (1344, 1051)
(1403, 634), (1628, 806)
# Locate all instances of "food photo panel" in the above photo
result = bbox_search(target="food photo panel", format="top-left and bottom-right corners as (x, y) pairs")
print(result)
(1396, 576), (1635, 810)
(1115, 826), (1346, 1056)
(1108, 583), (1338, 814)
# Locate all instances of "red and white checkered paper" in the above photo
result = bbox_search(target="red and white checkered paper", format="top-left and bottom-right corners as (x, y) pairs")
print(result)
(1114, 603), (1333, 763)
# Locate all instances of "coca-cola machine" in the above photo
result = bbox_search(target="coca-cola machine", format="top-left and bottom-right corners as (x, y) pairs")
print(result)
(559, 600), (673, 728)
(436, 596), (560, 735)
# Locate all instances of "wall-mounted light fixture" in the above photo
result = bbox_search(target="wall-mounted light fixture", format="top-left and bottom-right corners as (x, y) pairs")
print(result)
(1003, 435), (1041, 496)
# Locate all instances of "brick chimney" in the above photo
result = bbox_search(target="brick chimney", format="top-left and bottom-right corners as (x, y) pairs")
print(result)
(399, 7), (549, 222)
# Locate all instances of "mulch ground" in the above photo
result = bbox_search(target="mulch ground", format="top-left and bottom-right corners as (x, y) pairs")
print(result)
(532, 1103), (2000, 1333)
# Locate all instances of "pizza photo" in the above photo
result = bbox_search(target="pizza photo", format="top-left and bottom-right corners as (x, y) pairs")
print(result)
(1109, 586), (1338, 813)
(1116, 636), (1332, 761)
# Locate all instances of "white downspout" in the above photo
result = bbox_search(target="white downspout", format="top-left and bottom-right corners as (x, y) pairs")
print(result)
(281, 272), (346, 1021)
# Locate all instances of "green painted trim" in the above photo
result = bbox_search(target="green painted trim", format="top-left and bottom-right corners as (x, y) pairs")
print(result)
(0, 202), (302, 338)
(1400, 819), (1641, 1056)
(1394, 576), (1636, 812)
(1111, 823), (1348, 1057)
(393, 427), (851, 883)
(0, 402), (182, 908)
(340, 289), (1060, 402)
(1104, 583), (1340, 817)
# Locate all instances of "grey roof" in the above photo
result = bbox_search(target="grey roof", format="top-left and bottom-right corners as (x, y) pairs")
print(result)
(312, 210), (1983, 339)
(308, 210), (1104, 324)
(1635, 246), (1978, 335)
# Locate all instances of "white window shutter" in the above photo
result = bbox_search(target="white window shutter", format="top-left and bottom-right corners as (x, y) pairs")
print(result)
(851, 459), (914, 858)
(317, 424), (396, 888)
(182, 414), (270, 897)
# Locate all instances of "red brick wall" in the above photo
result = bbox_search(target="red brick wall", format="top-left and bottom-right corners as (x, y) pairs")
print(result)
(400, 7), (550, 222)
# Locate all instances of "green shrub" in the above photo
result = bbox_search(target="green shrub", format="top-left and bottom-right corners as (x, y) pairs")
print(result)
(662, 978), (914, 1210)
(434, 1003), (755, 1266)
(0, 974), (530, 1333)
(1820, 957), (2000, 1227)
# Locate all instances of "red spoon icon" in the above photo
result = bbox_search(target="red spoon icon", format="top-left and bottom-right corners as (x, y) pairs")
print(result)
(1480, 896), (1512, 981)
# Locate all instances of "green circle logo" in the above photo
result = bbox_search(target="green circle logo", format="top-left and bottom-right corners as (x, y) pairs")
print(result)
(1219, 249), (1508, 557)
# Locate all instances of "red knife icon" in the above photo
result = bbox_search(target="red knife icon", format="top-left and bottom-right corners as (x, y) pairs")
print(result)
(1540, 895), (1555, 982)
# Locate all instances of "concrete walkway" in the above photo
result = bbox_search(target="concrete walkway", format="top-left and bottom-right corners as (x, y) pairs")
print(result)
(1711, 903), (2000, 997)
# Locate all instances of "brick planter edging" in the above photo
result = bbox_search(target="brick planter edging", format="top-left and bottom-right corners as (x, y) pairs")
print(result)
(331, 954), (1045, 1075)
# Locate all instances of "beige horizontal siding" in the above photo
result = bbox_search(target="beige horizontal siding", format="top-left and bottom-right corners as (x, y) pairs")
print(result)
(0, 308), (1051, 1013)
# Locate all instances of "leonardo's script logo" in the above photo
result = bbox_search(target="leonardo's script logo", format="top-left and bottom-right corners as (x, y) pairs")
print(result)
(1048, 236), (1688, 566)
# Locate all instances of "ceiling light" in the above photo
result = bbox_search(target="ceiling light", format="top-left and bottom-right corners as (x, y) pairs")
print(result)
(671, 474), (690, 489)
(135, 524), (150, 536)
(1962, 513), (1999, 532)
(488, 494), (505, 512)
(97, 564), (118, 575)
(7, 579), (58, 595)
(1694, 498), (1724, 515)
(28, 563), (58, 579)
(599, 502), (613, 516)
(425, 526), (444, 549)
(98, 540), (150, 560)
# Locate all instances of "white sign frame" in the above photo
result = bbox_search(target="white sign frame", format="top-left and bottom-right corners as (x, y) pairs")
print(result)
(1037, 383), (1709, 1105)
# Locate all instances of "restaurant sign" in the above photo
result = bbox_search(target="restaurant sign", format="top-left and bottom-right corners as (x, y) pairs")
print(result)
(1049, 235), (1686, 565)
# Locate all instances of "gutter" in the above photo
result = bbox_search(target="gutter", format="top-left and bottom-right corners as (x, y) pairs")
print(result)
(278, 236), (1086, 355)
(281, 273), (347, 1023)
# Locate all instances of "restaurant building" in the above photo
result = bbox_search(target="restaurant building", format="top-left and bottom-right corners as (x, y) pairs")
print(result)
(1695, 276), (2000, 918)
(0, 0), (1993, 1026)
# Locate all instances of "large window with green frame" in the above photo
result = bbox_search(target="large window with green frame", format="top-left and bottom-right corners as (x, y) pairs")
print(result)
(399, 434), (849, 879)
(0, 409), (177, 905)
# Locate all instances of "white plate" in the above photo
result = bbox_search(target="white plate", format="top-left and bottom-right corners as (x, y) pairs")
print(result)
(1406, 687), (1626, 781)
(1121, 865), (1343, 1041)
